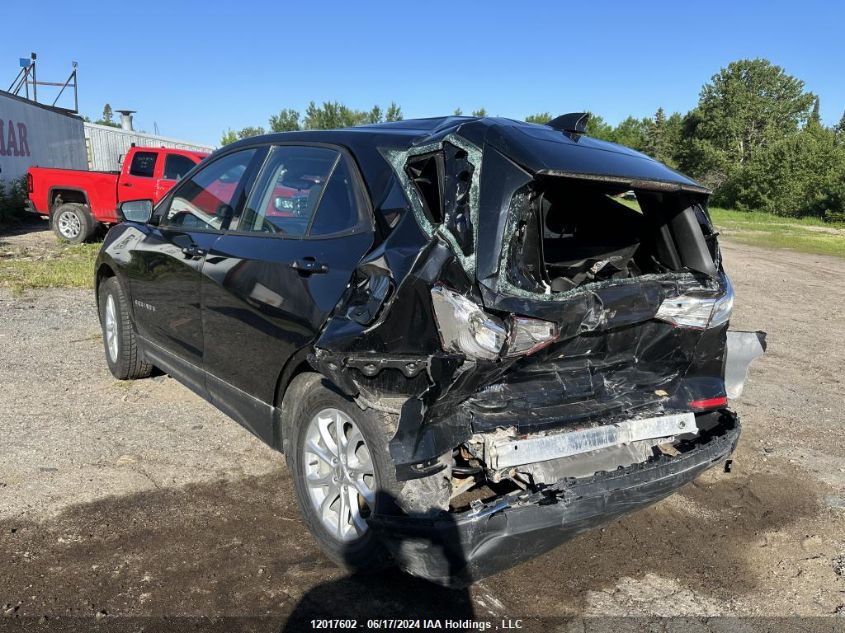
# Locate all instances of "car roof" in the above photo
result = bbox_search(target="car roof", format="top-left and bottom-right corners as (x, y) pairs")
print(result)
(222, 116), (706, 193)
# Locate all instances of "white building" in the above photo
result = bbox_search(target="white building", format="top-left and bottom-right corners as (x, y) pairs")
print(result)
(0, 89), (87, 181)
(84, 113), (215, 172)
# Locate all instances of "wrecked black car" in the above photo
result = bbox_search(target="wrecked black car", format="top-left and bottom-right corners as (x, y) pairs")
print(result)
(94, 114), (765, 585)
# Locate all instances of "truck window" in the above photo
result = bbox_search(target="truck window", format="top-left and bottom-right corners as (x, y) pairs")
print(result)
(129, 152), (158, 178)
(163, 154), (197, 181)
(158, 149), (257, 231)
(240, 145), (341, 236)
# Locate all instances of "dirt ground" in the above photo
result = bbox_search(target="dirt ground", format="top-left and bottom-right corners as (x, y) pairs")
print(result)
(1, 222), (843, 630)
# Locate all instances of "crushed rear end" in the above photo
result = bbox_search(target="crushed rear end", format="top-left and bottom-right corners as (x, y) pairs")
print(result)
(308, 116), (765, 584)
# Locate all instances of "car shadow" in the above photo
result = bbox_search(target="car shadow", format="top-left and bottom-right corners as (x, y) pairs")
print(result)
(279, 491), (473, 631)
(0, 456), (824, 622)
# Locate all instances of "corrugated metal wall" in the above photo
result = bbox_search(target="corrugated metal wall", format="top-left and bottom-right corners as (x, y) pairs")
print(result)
(0, 90), (87, 181)
(84, 123), (215, 171)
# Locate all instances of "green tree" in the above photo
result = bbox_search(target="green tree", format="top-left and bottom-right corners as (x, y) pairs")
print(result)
(453, 107), (463, 116)
(644, 107), (671, 163)
(721, 123), (845, 218)
(0, 175), (29, 224)
(525, 112), (553, 124)
(385, 102), (403, 122)
(237, 126), (266, 138)
(693, 59), (815, 169)
(269, 109), (301, 132)
(836, 110), (845, 135)
(662, 112), (685, 168)
(95, 103), (120, 128)
(808, 96), (822, 128)
(302, 101), (402, 129)
(220, 129), (238, 145)
(366, 105), (383, 124)
(612, 116), (649, 151)
(585, 113), (614, 141)
(303, 101), (367, 129)
(471, 108), (487, 117)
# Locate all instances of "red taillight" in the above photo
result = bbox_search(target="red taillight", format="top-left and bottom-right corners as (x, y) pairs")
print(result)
(689, 396), (728, 410)
(27, 173), (33, 193)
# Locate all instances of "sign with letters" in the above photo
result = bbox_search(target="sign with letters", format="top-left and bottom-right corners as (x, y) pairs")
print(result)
(0, 92), (86, 181)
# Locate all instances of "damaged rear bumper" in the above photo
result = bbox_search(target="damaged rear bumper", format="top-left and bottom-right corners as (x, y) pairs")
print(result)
(370, 411), (740, 586)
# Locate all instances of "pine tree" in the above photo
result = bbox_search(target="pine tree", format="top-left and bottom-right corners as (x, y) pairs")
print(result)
(835, 109), (845, 135)
(808, 96), (822, 129)
(645, 107), (668, 162)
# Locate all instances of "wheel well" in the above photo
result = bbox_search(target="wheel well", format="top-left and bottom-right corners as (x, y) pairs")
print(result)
(274, 358), (313, 408)
(50, 189), (88, 211)
(95, 264), (115, 310)
(273, 357), (319, 452)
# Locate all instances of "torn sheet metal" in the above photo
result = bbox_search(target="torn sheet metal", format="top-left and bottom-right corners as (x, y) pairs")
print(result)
(725, 330), (767, 399)
(305, 116), (763, 481)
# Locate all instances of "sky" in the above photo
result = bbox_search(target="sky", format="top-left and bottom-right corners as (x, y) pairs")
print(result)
(4, 0), (844, 147)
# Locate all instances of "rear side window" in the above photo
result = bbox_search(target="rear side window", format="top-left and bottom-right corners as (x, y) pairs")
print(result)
(309, 158), (361, 235)
(158, 149), (256, 231)
(163, 154), (197, 180)
(129, 151), (157, 178)
(240, 146), (343, 236)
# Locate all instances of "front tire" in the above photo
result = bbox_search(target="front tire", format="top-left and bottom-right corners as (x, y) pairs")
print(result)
(286, 376), (402, 573)
(52, 203), (96, 243)
(98, 277), (152, 380)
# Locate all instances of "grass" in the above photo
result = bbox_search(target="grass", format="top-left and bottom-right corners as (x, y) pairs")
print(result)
(709, 207), (845, 258)
(0, 242), (100, 294)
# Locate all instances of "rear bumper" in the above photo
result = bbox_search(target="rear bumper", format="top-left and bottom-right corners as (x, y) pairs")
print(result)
(24, 200), (44, 216)
(371, 411), (740, 586)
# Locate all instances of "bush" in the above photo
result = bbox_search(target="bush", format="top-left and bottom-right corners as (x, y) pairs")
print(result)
(715, 126), (845, 219)
(0, 176), (29, 225)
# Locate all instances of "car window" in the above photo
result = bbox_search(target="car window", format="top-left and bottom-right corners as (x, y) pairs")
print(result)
(308, 157), (361, 235)
(129, 151), (157, 178)
(163, 154), (197, 181)
(239, 146), (340, 236)
(158, 149), (257, 231)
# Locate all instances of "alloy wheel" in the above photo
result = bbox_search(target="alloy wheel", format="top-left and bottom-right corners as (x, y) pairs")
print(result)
(57, 210), (81, 239)
(104, 294), (118, 362)
(302, 407), (377, 542)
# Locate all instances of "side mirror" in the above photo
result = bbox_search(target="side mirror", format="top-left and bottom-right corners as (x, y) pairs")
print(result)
(118, 199), (154, 223)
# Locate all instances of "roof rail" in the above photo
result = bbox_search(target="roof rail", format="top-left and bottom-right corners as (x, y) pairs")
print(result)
(546, 112), (590, 134)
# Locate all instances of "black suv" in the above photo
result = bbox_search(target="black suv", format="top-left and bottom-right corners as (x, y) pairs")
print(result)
(95, 115), (764, 585)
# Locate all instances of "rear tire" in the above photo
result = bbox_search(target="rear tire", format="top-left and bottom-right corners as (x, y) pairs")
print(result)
(52, 203), (96, 243)
(98, 277), (152, 380)
(286, 376), (402, 574)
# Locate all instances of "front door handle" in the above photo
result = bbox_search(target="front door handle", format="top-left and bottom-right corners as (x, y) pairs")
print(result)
(122, 182), (132, 187)
(290, 257), (329, 274)
(182, 246), (207, 259)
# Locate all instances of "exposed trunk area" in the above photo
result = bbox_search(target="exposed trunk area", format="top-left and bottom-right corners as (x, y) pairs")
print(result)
(509, 177), (719, 294)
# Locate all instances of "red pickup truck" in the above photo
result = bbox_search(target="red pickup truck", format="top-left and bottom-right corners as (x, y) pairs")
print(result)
(27, 146), (208, 242)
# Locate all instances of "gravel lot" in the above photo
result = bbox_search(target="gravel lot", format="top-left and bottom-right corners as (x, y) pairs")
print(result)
(1, 224), (843, 629)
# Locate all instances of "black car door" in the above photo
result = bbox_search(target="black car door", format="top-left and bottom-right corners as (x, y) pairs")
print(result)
(200, 145), (375, 442)
(125, 148), (259, 395)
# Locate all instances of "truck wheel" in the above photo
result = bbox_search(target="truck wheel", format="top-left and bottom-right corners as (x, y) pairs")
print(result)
(286, 376), (402, 573)
(52, 203), (96, 243)
(98, 277), (153, 380)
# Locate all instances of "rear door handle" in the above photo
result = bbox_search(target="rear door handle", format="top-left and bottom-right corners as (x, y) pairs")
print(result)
(182, 246), (207, 259)
(122, 182), (132, 187)
(290, 257), (329, 274)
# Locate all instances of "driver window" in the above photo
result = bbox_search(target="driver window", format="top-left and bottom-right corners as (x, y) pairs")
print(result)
(239, 146), (339, 236)
(158, 149), (256, 231)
